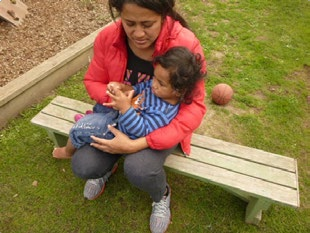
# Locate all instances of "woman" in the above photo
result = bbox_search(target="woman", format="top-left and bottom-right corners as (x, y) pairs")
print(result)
(71, 1), (207, 232)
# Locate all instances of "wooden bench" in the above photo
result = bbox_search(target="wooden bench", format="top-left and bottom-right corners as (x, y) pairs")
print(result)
(31, 95), (300, 225)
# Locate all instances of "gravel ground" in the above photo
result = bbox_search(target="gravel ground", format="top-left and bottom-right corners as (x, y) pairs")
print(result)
(0, 0), (110, 87)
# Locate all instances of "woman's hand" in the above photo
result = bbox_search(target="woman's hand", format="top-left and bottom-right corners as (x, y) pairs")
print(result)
(90, 125), (149, 154)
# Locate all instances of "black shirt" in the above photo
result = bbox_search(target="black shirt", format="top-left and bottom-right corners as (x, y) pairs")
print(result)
(125, 43), (154, 86)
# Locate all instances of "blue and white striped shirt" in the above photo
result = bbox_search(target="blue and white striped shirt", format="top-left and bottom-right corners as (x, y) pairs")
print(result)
(118, 80), (179, 139)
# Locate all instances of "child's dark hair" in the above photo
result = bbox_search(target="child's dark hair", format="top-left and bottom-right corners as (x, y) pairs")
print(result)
(153, 46), (205, 104)
(108, 0), (189, 29)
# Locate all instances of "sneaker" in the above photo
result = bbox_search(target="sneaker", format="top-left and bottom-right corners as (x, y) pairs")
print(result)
(83, 163), (118, 200)
(150, 185), (171, 233)
(74, 113), (84, 122)
(74, 110), (93, 122)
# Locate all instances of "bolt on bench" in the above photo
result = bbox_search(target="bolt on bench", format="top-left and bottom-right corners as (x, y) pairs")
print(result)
(31, 95), (300, 225)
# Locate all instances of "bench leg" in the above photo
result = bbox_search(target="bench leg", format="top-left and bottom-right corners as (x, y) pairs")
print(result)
(245, 197), (271, 225)
(46, 130), (68, 147)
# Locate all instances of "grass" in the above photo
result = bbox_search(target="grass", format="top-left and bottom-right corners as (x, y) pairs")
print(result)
(1, 0), (309, 232)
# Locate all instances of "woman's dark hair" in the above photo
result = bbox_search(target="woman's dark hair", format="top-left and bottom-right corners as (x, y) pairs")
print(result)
(153, 46), (205, 104)
(108, 0), (189, 28)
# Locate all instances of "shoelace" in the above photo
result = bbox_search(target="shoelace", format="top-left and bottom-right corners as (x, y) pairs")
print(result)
(152, 197), (168, 217)
(87, 177), (104, 186)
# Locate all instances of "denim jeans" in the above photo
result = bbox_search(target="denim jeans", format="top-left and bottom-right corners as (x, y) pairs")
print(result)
(70, 104), (119, 149)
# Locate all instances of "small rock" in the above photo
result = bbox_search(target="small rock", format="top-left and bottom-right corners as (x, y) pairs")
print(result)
(86, 3), (94, 11)
(32, 180), (38, 186)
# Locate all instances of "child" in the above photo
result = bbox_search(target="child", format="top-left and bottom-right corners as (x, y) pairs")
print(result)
(53, 46), (205, 159)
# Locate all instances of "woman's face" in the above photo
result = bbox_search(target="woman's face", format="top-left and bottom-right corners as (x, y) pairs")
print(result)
(120, 3), (163, 50)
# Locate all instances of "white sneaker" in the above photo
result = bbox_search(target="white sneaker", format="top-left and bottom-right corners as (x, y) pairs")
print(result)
(150, 185), (171, 233)
(83, 163), (118, 200)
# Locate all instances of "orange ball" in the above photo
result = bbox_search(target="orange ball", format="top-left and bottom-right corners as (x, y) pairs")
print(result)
(211, 83), (233, 105)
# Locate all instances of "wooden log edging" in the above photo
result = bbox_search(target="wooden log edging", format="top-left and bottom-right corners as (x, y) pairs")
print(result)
(0, 26), (107, 129)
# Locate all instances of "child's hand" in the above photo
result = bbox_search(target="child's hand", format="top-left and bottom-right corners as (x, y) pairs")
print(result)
(107, 82), (134, 94)
(104, 86), (134, 114)
(107, 82), (123, 94)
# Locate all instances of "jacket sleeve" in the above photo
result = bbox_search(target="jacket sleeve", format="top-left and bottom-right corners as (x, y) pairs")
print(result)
(146, 37), (207, 150)
(84, 30), (110, 104)
(146, 80), (206, 149)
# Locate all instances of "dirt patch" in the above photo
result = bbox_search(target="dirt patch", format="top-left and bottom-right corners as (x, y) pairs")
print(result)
(0, 0), (110, 87)
(195, 97), (246, 144)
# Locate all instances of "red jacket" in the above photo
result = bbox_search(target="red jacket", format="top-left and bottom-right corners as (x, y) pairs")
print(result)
(84, 17), (207, 154)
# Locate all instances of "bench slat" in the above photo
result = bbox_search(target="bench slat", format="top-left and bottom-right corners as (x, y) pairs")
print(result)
(41, 104), (81, 123)
(191, 134), (296, 172)
(31, 112), (73, 135)
(189, 146), (297, 189)
(31, 96), (94, 135)
(52, 95), (93, 112)
(165, 154), (299, 208)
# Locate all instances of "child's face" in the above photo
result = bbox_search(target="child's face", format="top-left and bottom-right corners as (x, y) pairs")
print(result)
(152, 64), (180, 105)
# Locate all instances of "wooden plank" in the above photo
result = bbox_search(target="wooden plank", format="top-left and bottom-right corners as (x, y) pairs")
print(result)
(31, 96), (93, 137)
(51, 96), (93, 113)
(0, 0), (28, 26)
(189, 146), (297, 189)
(294, 159), (300, 207)
(31, 112), (73, 136)
(41, 104), (82, 123)
(31, 96), (92, 135)
(191, 134), (296, 172)
(165, 154), (299, 207)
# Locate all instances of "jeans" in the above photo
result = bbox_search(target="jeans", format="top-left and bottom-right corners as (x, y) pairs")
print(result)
(69, 104), (119, 149)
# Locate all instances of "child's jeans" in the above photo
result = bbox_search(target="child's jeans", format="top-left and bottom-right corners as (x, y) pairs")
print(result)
(70, 104), (119, 149)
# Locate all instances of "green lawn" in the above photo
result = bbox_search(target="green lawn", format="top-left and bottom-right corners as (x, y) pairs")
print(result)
(1, 0), (309, 232)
